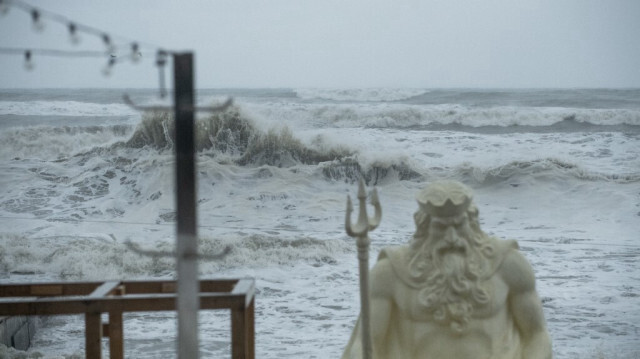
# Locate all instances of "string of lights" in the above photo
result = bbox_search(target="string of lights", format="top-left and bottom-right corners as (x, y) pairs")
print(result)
(1, 0), (166, 53)
(0, 0), (171, 93)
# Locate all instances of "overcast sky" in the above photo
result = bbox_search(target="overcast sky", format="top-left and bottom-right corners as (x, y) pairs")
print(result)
(1, 0), (639, 88)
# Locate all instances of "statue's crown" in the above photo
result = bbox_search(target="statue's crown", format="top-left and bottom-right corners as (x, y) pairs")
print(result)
(417, 181), (473, 217)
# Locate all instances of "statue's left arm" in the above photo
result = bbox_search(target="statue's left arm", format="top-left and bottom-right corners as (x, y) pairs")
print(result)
(501, 249), (552, 359)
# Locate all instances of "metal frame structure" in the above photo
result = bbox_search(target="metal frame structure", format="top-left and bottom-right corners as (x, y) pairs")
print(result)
(0, 279), (255, 359)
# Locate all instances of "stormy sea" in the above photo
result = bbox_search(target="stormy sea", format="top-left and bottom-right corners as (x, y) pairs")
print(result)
(1, 88), (638, 358)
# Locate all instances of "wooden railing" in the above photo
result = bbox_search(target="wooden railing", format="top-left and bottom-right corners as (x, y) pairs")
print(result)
(0, 279), (255, 359)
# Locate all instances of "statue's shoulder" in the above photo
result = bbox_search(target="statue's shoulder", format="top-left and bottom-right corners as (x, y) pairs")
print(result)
(373, 245), (406, 279)
(497, 240), (537, 292)
(369, 250), (398, 297)
(492, 238), (520, 257)
(374, 245), (421, 289)
(485, 238), (520, 275)
(377, 245), (412, 273)
(377, 245), (407, 262)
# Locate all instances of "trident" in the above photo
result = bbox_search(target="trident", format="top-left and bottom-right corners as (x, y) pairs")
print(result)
(346, 178), (382, 359)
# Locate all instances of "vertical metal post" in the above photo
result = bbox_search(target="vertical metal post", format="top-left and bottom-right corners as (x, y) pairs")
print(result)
(174, 52), (199, 359)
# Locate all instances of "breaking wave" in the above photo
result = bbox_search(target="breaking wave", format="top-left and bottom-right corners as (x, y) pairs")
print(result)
(317, 157), (640, 186)
(124, 106), (353, 167)
(453, 158), (640, 185)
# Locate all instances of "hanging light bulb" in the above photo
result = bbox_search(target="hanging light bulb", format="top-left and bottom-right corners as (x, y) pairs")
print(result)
(68, 23), (80, 44)
(31, 9), (45, 32)
(102, 33), (116, 55)
(130, 42), (141, 63)
(24, 50), (34, 70)
(102, 56), (116, 76)
(156, 50), (168, 98)
(155, 49), (167, 67)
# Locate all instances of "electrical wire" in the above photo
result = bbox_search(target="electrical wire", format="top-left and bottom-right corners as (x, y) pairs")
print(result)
(0, 46), (154, 59)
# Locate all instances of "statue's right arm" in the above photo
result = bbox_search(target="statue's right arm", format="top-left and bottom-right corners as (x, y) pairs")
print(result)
(502, 249), (552, 359)
(369, 257), (394, 358)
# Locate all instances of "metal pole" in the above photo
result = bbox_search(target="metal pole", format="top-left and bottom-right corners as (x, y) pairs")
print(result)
(174, 52), (199, 359)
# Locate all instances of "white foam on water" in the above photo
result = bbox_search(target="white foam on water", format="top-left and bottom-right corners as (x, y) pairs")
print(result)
(0, 101), (138, 117)
(294, 88), (429, 102)
(245, 101), (640, 129)
(0, 89), (638, 358)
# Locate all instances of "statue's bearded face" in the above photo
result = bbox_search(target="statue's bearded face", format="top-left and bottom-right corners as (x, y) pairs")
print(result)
(408, 209), (493, 333)
(428, 214), (473, 256)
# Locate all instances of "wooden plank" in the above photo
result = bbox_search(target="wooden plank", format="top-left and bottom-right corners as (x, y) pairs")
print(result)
(231, 279), (256, 308)
(0, 282), (104, 297)
(30, 285), (63, 296)
(117, 281), (170, 294)
(108, 311), (124, 359)
(85, 312), (102, 359)
(247, 298), (255, 359)
(0, 279), (241, 297)
(89, 281), (121, 298)
(0, 279), (256, 358)
(231, 299), (255, 359)
(231, 307), (247, 359)
(200, 279), (237, 293)
(0, 293), (247, 316)
(161, 282), (176, 293)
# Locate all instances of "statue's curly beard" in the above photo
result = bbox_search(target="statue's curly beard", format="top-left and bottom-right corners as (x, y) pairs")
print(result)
(408, 228), (495, 333)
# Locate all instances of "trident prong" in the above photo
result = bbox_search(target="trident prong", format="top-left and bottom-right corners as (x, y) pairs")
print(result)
(345, 177), (381, 359)
(346, 178), (382, 238)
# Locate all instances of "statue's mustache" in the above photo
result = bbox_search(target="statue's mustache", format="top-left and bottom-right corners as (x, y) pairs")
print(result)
(431, 233), (469, 255)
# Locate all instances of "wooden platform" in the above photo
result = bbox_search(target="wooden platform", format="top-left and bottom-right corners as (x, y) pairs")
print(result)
(0, 279), (255, 359)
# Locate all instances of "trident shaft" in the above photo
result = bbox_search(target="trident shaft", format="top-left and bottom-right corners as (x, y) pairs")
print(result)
(346, 178), (381, 359)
